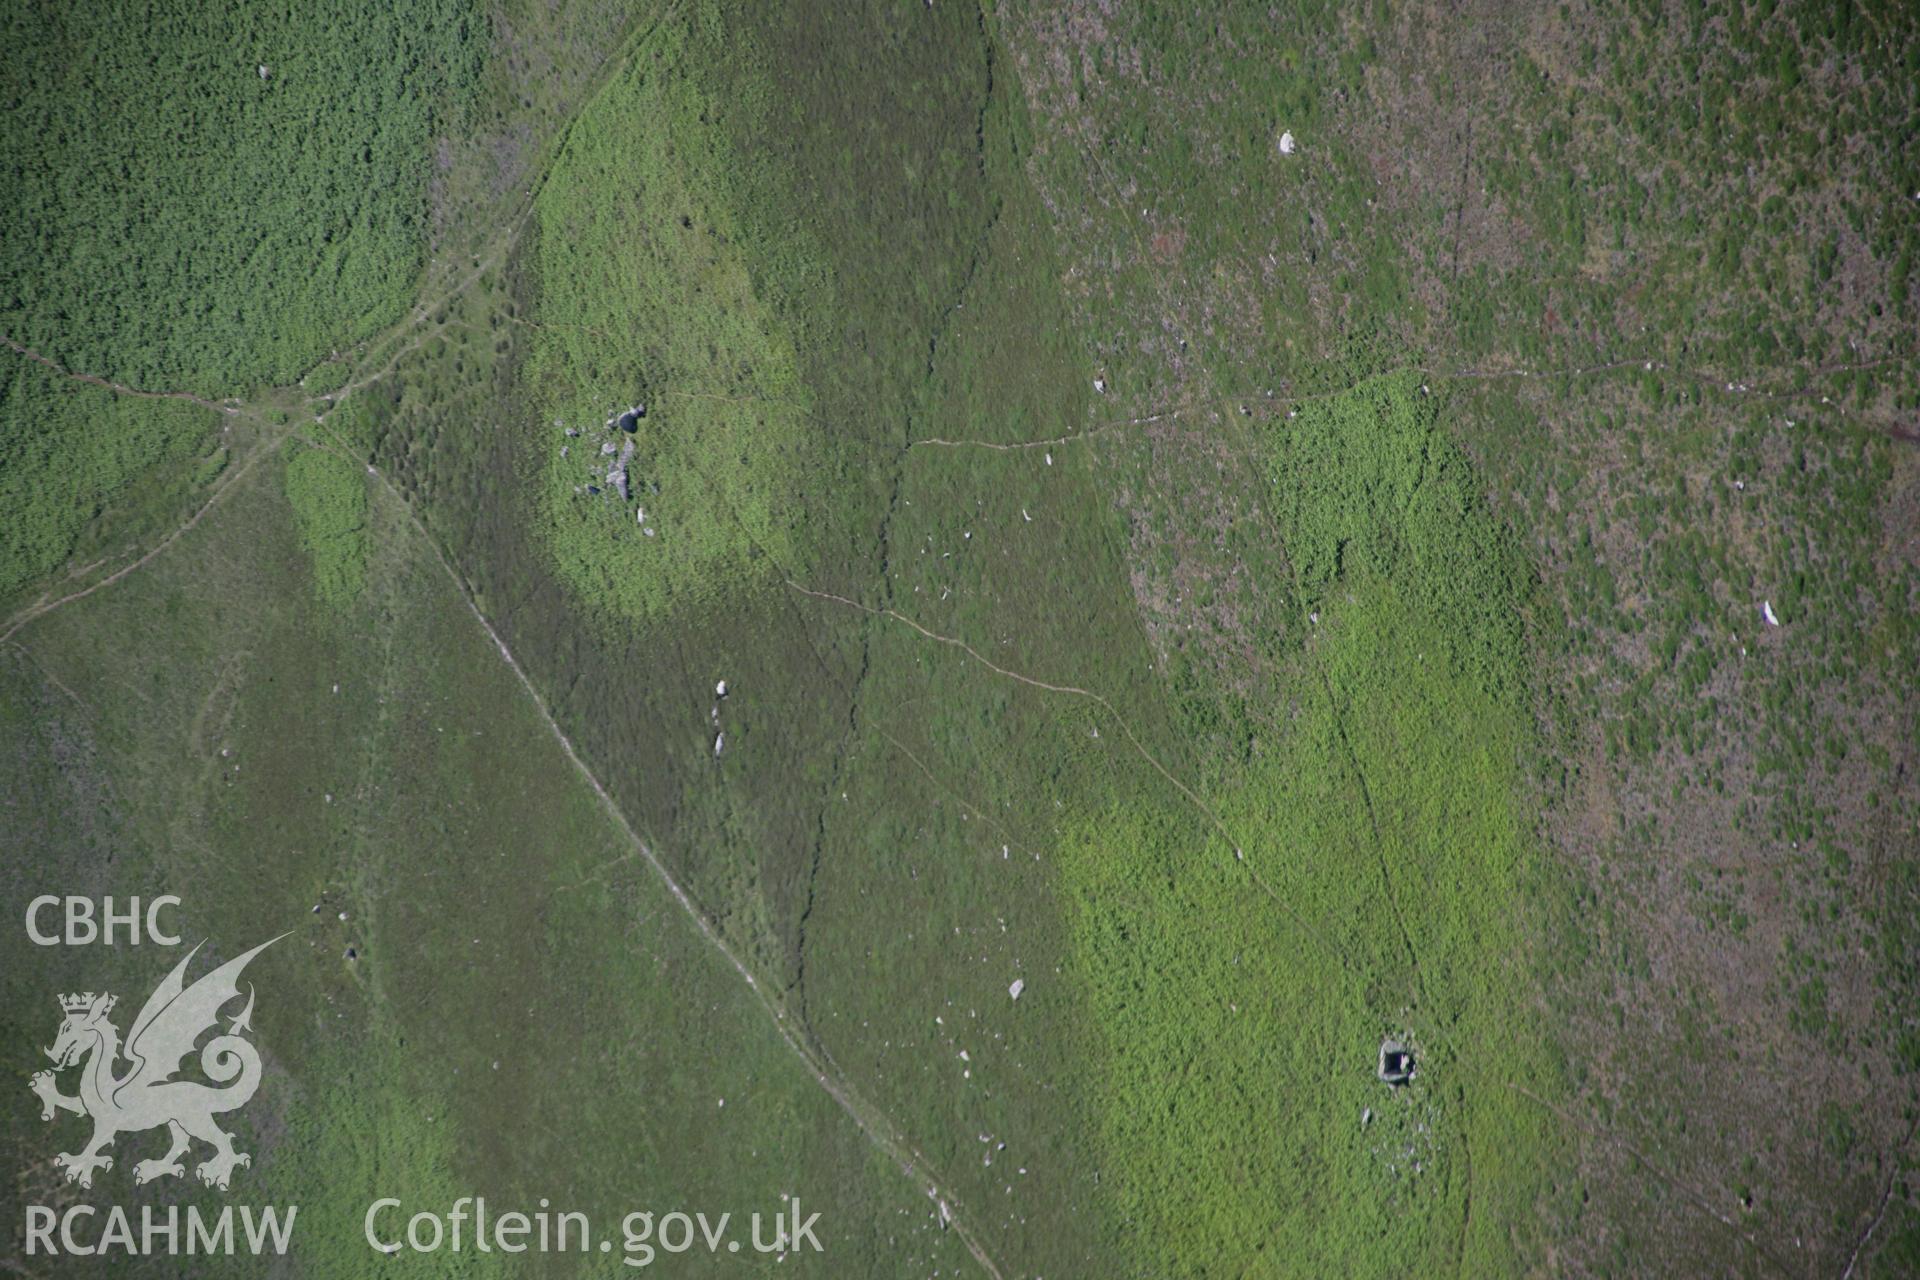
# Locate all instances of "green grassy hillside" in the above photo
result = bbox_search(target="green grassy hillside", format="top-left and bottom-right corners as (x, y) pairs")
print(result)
(0, 0), (481, 396)
(2, 1), (1915, 1276)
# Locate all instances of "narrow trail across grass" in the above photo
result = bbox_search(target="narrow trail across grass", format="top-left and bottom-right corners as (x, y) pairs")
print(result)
(783, 578), (1357, 971)
(0, 333), (241, 413)
(2, 6), (1013, 1271)
(327, 418), (1009, 1280)
(0, 229), (524, 644)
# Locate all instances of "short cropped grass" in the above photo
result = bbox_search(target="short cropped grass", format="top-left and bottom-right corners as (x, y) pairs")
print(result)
(523, 17), (821, 624)
(1054, 373), (1562, 1276)
(282, 441), (371, 610)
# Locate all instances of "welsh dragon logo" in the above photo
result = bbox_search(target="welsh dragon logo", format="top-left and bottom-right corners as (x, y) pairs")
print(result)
(30, 936), (282, 1192)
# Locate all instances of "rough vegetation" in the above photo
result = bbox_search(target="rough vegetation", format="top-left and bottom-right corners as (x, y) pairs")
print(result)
(0, 359), (221, 603)
(2, 0), (1916, 1276)
(0, 0), (482, 396)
